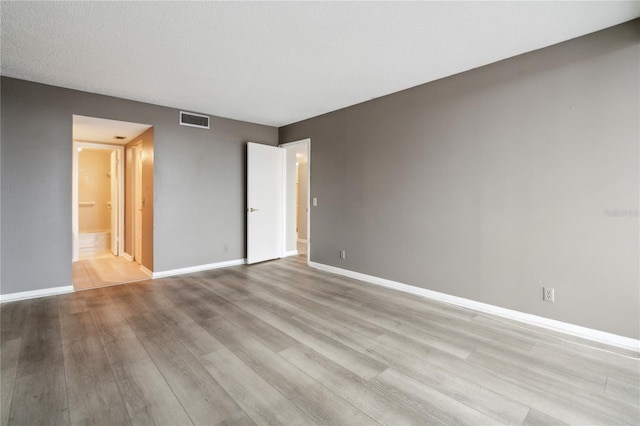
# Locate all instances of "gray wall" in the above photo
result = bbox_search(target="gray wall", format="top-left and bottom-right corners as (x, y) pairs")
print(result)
(280, 20), (640, 339)
(1, 77), (277, 294)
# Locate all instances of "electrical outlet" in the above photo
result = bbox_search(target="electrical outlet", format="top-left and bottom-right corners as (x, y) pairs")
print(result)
(340, 250), (346, 260)
(543, 287), (555, 302)
(223, 243), (229, 253)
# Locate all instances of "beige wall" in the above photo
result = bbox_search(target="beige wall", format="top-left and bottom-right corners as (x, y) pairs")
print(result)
(297, 160), (308, 240)
(285, 148), (298, 252)
(78, 149), (111, 233)
(125, 144), (134, 255)
(124, 127), (154, 271)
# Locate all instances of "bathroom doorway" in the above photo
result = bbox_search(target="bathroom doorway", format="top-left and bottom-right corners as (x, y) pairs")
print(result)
(71, 115), (153, 289)
(72, 142), (124, 261)
(281, 139), (310, 261)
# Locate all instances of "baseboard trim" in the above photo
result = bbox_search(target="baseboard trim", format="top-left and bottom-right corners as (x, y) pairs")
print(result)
(152, 258), (246, 279)
(0, 259), (245, 302)
(308, 262), (639, 353)
(297, 239), (308, 244)
(284, 250), (299, 257)
(122, 252), (134, 262)
(0, 285), (75, 303)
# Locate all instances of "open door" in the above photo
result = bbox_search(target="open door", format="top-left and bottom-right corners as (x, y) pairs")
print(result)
(247, 142), (284, 264)
(110, 150), (119, 256)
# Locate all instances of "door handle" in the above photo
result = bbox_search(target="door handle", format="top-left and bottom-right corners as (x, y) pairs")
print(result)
(249, 208), (259, 212)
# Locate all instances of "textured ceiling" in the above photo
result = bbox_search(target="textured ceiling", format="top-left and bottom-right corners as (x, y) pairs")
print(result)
(2, 1), (639, 127)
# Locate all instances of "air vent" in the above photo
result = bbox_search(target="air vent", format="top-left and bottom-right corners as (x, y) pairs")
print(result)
(180, 111), (210, 129)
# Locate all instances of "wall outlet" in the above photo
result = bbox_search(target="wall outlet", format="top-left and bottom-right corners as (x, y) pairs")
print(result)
(313, 197), (318, 207)
(543, 287), (555, 302)
(223, 243), (229, 253)
(340, 250), (346, 260)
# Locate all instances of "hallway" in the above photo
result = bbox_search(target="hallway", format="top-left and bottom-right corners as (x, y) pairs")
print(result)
(72, 252), (149, 290)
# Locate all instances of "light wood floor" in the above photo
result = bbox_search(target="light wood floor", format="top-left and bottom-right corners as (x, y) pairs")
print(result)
(72, 252), (149, 290)
(2, 255), (638, 425)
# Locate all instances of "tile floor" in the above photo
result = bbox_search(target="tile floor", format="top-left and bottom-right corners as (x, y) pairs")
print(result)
(72, 251), (150, 290)
(297, 241), (308, 255)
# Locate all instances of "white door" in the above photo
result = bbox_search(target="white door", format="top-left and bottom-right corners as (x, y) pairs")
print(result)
(133, 146), (143, 264)
(110, 150), (118, 256)
(247, 142), (284, 264)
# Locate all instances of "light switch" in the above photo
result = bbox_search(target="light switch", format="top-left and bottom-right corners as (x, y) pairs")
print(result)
(312, 197), (318, 207)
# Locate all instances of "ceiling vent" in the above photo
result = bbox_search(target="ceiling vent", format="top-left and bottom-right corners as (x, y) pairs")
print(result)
(180, 111), (210, 129)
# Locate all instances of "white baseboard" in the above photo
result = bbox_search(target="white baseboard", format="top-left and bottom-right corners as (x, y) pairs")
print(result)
(284, 250), (299, 257)
(152, 258), (246, 279)
(122, 252), (134, 262)
(0, 285), (75, 303)
(297, 239), (308, 244)
(308, 262), (640, 353)
(1, 259), (244, 302)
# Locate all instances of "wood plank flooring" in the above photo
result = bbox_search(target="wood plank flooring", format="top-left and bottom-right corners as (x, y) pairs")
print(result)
(2, 255), (639, 425)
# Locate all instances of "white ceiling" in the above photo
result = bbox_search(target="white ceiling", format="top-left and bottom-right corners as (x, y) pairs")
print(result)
(73, 115), (152, 145)
(2, 2), (638, 127)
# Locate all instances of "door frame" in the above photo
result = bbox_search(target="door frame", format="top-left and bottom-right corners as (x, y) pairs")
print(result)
(110, 150), (119, 256)
(279, 138), (311, 264)
(130, 143), (143, 264)
(72, 141), (125, 262)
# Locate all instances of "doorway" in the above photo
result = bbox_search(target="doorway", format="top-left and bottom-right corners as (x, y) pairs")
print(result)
(71, 115), (153, 290)
(282, 139), (310, 261)
(72, 142), (124, 261)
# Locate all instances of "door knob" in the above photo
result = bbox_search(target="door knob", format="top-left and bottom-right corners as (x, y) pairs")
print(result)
(249, 208), (259, 212)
